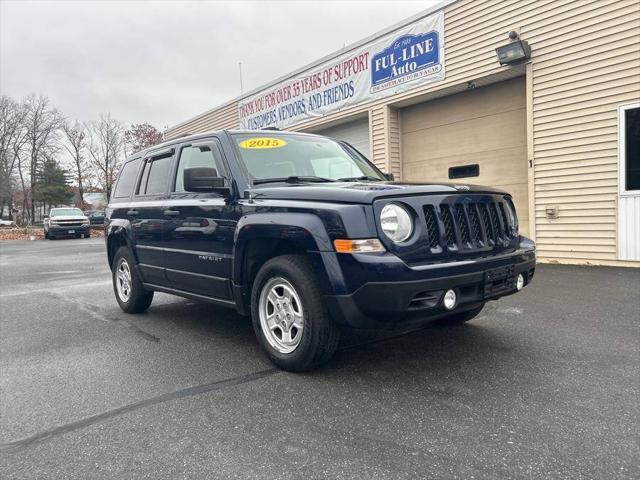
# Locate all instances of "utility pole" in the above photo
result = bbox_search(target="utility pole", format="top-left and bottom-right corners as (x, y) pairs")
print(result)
(238, 62), (244, 98)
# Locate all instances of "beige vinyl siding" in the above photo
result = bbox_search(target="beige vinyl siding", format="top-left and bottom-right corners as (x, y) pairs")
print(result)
(370, 106), (387, 170)
(529, 0), (640, 263)
(165, 102), (239, 140)
(388, 108), (401, 179)
(366, 106), (401, 176)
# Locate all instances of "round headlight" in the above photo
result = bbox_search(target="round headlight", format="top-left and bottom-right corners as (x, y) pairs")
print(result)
(504, 199), (518, 234)
(380, 203), (413, 243)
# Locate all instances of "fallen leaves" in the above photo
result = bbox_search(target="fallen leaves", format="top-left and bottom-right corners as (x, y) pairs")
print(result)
(0, 227), (105, 241)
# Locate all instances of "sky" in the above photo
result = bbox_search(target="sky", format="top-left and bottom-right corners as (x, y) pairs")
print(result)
(0, 0), (441, 131)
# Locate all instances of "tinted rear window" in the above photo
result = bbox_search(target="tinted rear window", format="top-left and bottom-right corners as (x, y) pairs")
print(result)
(138, 155), (172, 195)
(113, 159), (141, 198)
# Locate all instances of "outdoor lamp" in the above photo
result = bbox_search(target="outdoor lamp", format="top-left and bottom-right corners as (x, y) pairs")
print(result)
(495, 39), (531, 65)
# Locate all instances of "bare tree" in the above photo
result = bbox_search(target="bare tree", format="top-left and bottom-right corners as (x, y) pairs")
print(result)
(0, 96), (28, 218)
(63, 121), (91, 208)
(23, 95), (63, 222)
(124, 123), (163, 155)
(87, 113), (125, 199)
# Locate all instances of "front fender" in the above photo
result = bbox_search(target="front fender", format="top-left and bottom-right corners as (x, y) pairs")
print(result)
(232, 212), (346, 296)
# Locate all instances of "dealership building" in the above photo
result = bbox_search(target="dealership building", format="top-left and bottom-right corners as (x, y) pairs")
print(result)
(165, 0), (640, 267)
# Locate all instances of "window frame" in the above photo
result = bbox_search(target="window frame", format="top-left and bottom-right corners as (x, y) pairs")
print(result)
(618, 101), (640, 197)
(170, 137), (230, 196)
(134, 147), (175, 198)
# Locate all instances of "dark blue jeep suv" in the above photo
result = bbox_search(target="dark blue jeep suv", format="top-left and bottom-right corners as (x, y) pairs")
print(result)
(106, 130), (535, 371)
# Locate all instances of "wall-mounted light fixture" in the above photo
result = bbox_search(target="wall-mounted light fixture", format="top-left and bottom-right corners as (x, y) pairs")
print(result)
(496, 31), (531, 65)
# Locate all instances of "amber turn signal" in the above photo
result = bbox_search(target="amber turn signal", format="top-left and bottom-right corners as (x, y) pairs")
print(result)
(333, 238), (385, 253)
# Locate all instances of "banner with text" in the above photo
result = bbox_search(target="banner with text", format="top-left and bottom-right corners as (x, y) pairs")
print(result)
(238, 11), (445, 130)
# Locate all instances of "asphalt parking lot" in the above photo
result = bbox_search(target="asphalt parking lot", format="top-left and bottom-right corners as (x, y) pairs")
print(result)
(0, 238), (638, 479)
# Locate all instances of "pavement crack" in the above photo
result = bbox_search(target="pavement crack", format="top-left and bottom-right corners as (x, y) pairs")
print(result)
(0, 368), (279, 454)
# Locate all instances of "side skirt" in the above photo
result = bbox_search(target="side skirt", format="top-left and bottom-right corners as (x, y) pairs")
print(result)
(142, 282), (237, 310)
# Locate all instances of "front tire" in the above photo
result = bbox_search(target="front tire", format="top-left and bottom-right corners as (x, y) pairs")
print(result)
(251, 255), (339, 372)
(112, 246), (153, 313)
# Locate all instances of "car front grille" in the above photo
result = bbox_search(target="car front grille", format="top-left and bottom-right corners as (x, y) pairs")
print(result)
(441, 204), (456, 248)
(422, 198), (515, 252)
(375, 193), (519, 264)
(422, 205), (440, 249)
(54, 220), (84, 227)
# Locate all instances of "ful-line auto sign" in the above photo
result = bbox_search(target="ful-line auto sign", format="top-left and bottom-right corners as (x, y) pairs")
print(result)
(238, 11), (445, 130)
(370, 31), (442, 93)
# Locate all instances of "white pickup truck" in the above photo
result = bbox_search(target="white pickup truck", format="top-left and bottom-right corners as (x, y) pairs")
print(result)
(44, 207), (91, 239)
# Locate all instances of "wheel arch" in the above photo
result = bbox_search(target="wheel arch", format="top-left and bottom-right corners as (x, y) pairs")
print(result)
(232, 213), (338, 314)
(106, 223), (133, 269)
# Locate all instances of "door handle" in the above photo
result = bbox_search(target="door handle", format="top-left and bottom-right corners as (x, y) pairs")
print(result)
(127, 210), (139, 216)
(164, 209), (180, 216)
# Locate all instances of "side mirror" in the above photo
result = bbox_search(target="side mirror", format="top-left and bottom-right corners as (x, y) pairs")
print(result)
(44, 216), (49, 221)
(384, 172), (395, 181)
(183, 167), (231, 196)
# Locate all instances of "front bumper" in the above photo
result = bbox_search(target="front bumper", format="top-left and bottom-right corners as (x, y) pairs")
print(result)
(324, 237), (535, 329)
(48, 225), (91, 236)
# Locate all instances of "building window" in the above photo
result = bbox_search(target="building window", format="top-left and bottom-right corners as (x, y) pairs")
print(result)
(620, 103), (640, 195)
(449, 164), (479, 179)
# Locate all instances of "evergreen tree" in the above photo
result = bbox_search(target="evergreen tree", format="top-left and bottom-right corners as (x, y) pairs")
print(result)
(32, 157), (73, 208)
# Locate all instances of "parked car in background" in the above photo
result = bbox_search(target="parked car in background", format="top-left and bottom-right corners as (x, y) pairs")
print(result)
(84, 210), (106, 225)
(0, 219), (16, 227)
(44, 208), (91, 239)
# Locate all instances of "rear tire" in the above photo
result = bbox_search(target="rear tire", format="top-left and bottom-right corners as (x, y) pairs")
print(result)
(112, 246), (153, 313)
(439, 304), (485, 325)
(251, 255), (340, 372)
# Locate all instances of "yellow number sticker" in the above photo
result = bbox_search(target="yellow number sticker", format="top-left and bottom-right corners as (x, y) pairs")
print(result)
(239, 137), (287, 149)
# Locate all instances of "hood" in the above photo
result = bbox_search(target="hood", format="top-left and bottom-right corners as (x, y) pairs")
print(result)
(250, 181), (508, 204)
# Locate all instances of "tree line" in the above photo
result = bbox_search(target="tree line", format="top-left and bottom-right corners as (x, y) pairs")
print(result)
(0, 94), (163, 224)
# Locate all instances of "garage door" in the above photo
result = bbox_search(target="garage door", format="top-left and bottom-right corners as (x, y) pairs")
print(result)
(314, 117), (371, 159)
(401, 77), (529, 236)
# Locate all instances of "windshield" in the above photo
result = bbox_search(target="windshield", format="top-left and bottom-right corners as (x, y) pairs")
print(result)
(232, 133), (385, 184)
(50, 208), (84, 217)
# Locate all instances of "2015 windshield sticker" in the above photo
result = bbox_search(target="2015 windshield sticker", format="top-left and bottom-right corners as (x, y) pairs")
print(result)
(239, 138), (287, 149)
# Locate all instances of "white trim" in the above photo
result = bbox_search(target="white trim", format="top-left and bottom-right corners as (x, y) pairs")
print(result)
(618, 101), (640, 197)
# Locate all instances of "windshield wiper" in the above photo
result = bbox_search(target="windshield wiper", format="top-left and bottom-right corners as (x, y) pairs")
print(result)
(253, 176), (336, 185)
(337, 175), (383, 182)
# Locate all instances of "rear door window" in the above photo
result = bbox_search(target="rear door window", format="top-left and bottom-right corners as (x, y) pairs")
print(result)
(137, 153), (173, 196)
(112, 158), (141, 199)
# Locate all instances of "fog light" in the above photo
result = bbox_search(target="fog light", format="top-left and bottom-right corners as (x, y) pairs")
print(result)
(516, 273), (525, 291)
(443, 289), (457, 310)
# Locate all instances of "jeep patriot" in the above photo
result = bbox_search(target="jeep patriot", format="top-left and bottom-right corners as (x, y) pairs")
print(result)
(106, 130), (535, 371)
